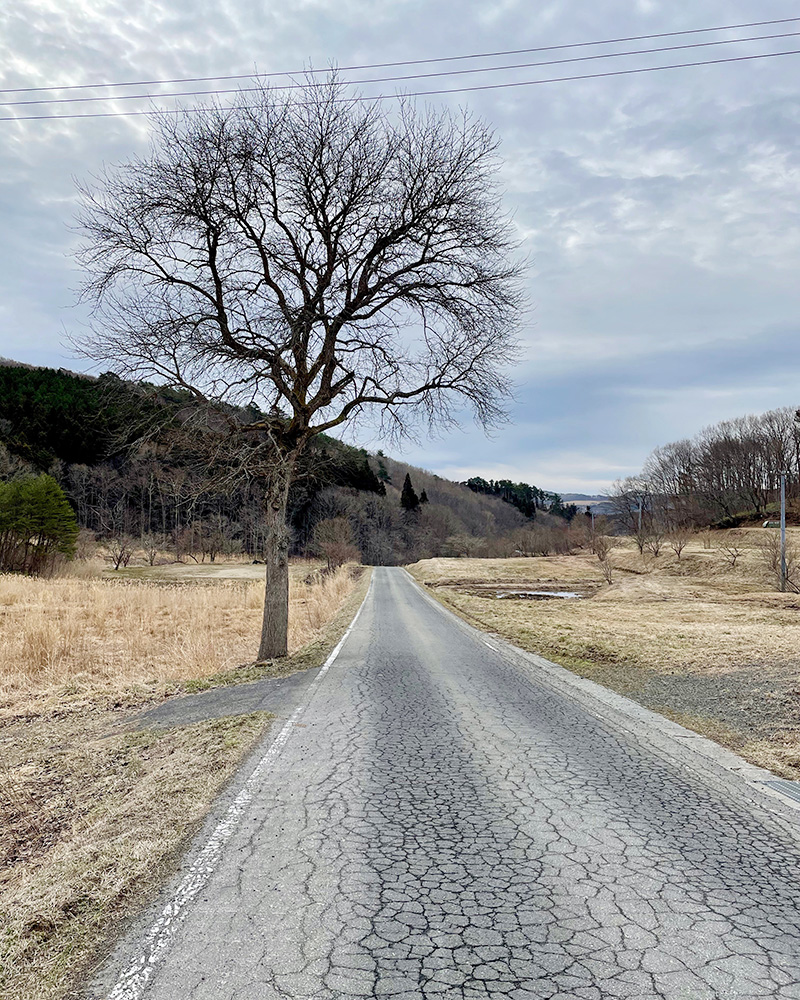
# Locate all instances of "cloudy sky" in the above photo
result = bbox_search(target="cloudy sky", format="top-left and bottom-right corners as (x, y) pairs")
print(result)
(2, 1), (799, 493)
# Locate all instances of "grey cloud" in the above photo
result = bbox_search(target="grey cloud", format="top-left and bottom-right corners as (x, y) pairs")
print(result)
(2, 0), (800, 492)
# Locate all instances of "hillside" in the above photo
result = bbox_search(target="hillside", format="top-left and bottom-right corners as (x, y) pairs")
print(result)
(0, 361), (532, 565)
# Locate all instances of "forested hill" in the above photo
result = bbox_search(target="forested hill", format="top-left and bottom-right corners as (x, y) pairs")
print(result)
(0, 360), (382, 492)
(463, 476), (578, 521)
(0, 361), (549, 564)
(0, 360), (119, 467)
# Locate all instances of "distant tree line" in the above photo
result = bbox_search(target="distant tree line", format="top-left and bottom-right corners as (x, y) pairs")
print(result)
(463, 477), (578, 521)
(609, 405), (800, 534)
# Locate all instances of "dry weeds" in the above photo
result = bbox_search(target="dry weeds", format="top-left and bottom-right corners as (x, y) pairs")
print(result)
(409, 532), (800, 780)
(1, 559), (367, 1000)
(0, 560), (358, 712)
(1, 712), (269, 1000)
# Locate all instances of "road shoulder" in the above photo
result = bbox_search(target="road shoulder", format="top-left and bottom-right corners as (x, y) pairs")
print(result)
(82, 570), (374, 1000)
(405, 568), (800, 839)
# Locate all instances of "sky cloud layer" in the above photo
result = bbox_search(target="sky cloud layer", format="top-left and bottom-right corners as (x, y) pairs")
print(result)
(2, 0), (799, 492)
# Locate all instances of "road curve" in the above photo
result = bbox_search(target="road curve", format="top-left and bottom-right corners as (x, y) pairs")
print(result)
(95, 566), (800, 1000)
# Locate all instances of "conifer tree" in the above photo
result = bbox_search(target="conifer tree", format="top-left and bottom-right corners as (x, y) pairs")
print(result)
(400, 473), (420, 512)
(0, 475), (78, 574)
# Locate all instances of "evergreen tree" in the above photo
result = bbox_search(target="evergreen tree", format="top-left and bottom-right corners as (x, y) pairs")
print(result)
(400, 473), (420, 512)
(0, 474), (78, 574)
(419, 489), (429, 504)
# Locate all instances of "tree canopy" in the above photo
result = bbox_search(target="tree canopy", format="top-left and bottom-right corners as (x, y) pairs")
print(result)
(463, 477), (576, 520)
(0, 475), (78, 575)
(76, 76), (525, 658)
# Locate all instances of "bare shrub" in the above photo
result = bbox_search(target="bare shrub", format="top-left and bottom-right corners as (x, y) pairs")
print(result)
(514, 526), (572, 557)
(587, 515), (613, 554)
(593, 535), (615, 561)
(442, 534), (488, 558)
(719, 531), (745, 568)
(759, 530), (781, 576)
(140, 532), (167, 566)
(75, 528), (97, 561)
(593, 535), (618, 584)
(107, 536), (133, 570)
(758, 531), (800, 592)
(198, 522), (242, 563)
(668, 528), (692, 560)
(644, 525), (666, 557)
(530, 527), (556, 556)
(312, 518), (361, 571)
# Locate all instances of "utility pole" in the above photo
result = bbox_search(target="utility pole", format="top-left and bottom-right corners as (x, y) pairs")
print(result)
(780, 470), (787, 593)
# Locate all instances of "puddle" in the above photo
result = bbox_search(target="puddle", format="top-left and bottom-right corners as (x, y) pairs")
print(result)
(495, 590), (581, 600)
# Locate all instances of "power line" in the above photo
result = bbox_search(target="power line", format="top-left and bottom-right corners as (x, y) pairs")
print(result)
(2, 29), (798, 110)
(1, 15), (799, 96)
(3, 46), (798, 123)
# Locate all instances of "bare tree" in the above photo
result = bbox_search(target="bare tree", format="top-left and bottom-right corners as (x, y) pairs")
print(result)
(593, 533), (617, 584)
(668, 527), (691, 560)
(108, 536), (134, 570)
(719, 531), (745, 568)
(758, 530), (800, 592)
(312, 517), (360, 571)
(593, 534), (615, 560)
(140, 532), (165, 566)
(644, 522), (666, 557)
(76, 77), (524, 659)
(606, 476), (650, 550)
(633, 405), (800, 531)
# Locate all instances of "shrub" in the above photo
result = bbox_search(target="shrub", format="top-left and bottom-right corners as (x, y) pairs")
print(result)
(312, 517), (360, 570)
(593, 534), (617, 584)
(719, 531), (745, 568)
(758, 530), (800, 591)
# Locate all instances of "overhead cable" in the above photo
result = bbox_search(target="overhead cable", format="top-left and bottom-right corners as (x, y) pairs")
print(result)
(3, 46), (799, 122)
(0, 14), (798, 96)
(2, 29), (798, 109)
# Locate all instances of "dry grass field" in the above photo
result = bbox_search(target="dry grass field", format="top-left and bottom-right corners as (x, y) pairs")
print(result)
(0, 558), (358, 710)
(1, 558), (368, 1000)
(409, 529), (800, 781)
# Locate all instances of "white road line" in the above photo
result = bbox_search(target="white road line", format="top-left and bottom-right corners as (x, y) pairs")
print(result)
(106, 574), (374, 1000)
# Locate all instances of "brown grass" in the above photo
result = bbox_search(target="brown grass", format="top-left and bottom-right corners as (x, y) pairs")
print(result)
(1, 712), (269, 1000)
(1, 559), (368, 1000)
(0, 560), (358, 712)
(410, 537), (800, 674)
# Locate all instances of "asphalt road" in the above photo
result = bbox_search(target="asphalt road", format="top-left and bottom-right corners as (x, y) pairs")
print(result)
(95, 567), (800, 1000)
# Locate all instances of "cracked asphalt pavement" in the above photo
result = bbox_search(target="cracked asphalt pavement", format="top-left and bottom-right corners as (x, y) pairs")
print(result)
(96, 567), (800, 999)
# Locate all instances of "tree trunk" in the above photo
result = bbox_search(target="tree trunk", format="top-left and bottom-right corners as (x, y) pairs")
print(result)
(257, 458), (295, 660)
